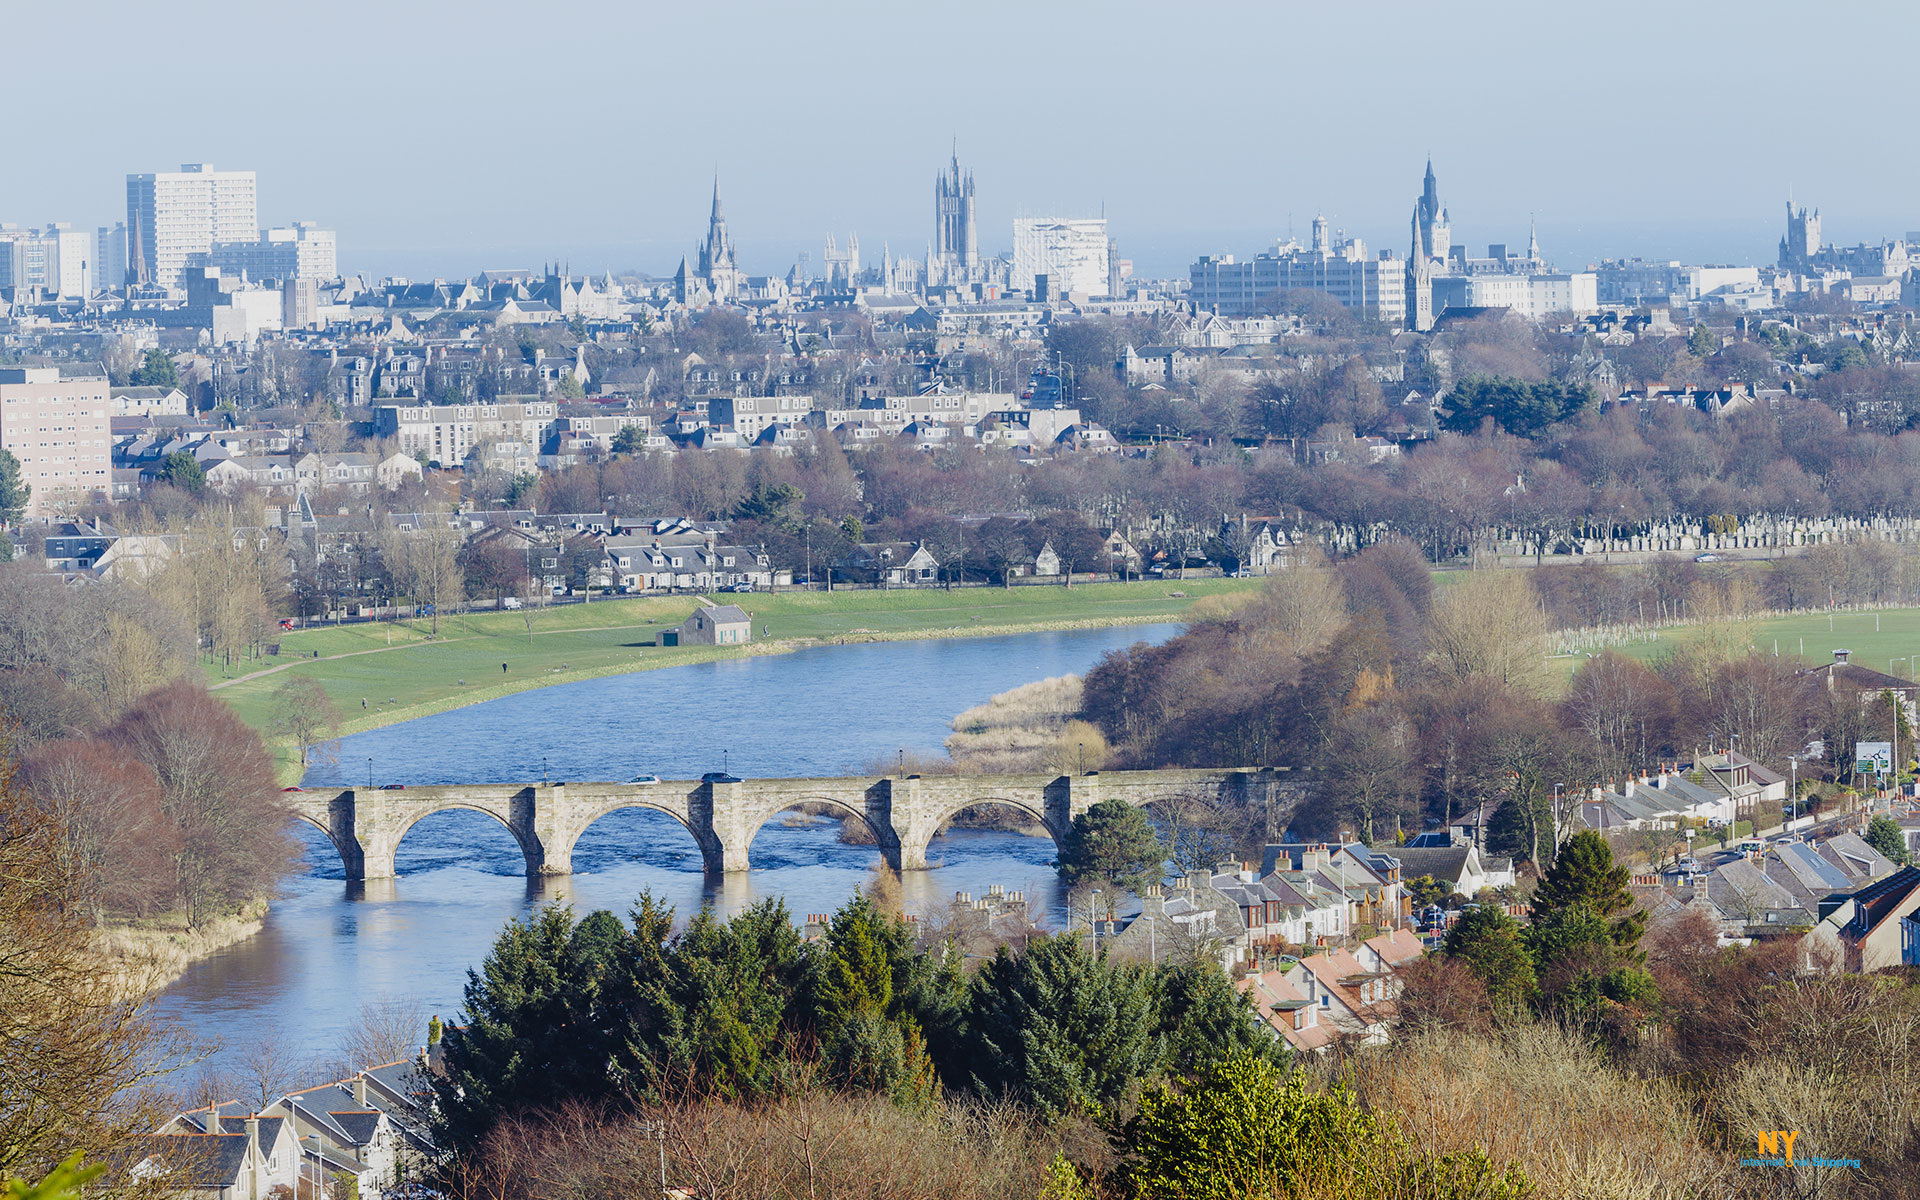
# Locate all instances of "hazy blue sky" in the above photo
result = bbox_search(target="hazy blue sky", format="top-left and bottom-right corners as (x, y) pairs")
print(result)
(9, 0), (1912, 279)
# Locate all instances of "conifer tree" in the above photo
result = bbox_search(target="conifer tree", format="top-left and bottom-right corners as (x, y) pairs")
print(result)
(434, 905), (624, 1150)
(1155, 960), (1285, 1076)
(960, 934), (1161, 1119)
(1531, 830), (1644, 948)
(1057, 797), (1167, 895)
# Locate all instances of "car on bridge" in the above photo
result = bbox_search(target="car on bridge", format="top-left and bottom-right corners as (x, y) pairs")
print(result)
(701, 771), (743, 784)
(629, 774), (662, 785)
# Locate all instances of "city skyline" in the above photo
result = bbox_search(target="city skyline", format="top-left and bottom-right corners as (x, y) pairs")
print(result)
(7, 0), (1915, 279)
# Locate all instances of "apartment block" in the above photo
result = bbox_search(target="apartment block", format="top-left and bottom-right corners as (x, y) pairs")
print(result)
(126, 163), (258, 289)
(207, 222), (337, 282)
(373, 399), (558, 467)
(0, 367), (112, 515)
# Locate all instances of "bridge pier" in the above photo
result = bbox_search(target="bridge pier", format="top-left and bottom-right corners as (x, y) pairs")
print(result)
(692, 781), (756, 874)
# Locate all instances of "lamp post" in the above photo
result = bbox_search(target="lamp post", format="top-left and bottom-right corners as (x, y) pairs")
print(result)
(367, 757), (373, 789)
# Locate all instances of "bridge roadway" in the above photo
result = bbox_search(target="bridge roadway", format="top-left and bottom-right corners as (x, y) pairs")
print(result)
(287, 768), (1269, 879)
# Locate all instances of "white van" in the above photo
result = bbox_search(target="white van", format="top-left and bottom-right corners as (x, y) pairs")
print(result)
(501, 596), (523, 610)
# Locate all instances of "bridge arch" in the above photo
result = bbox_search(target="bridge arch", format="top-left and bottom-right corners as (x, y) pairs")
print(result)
(909, 793), (1066, 870)
(289, 810), (357, 877)
(560, 800), (709, 874)
(384, 800), (540, 878)
(742, 792), (899, 872)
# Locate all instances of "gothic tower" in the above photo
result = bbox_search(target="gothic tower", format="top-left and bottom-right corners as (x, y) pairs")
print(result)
(1780, 199), (1821, 271)
(934, 144), (979, 285)
(1407, 202), (1434, 333)
(696, 177), (740, 303)
(1415, 158), (1451, 263)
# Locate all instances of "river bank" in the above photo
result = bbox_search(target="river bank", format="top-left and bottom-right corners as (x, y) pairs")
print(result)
(212, 582), (1254, 774)
(94, 900), (269, 998)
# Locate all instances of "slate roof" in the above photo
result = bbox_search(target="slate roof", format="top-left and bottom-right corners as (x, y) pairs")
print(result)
(1382, 846), (1474, 886)
(1819, 832), (1894, 882)
(701, 604), (750, 624)
(328, 1110), (384, 1146)
(137, 1134), (250, 1187)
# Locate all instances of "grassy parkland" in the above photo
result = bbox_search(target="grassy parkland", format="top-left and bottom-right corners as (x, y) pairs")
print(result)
(211, 578), (1262, 774)
(1606, 606), (1920, 681)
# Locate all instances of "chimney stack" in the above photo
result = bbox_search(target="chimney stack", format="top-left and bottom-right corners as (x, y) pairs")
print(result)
(245, 1116), (260, 1144)
(354, 1076), (367, 1107)
(206, 1110), (221, 1136)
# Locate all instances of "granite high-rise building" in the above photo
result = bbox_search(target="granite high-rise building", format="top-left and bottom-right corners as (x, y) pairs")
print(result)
(96, 223), (128, 292)
(1190, 216), (1406, 324)
(0, 224), (94, 298)
(206, 222), (338, 282)
(125, 163), (258, 289)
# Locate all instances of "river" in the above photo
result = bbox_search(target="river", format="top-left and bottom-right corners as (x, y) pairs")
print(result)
(154, 622), (1177, 1075)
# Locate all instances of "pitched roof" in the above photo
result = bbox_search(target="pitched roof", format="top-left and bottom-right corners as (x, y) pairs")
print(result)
(137, 1133), (250, 1186)
(1818, 832), (1895, 882)
(1384, 845), (1474, 886)
(1362, 928), (1425, 969)
(1238, 969), (1337, 1051)
(1838, 864), (1920, 941)
(328, 1110), (384, 1146)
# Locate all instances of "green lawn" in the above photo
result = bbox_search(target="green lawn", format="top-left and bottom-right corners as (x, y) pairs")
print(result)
(211, 579), (1260, 776)
(1603, 607), (1920, 682)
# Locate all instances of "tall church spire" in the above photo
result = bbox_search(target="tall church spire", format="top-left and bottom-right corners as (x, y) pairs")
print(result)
(710, 175), (724, 224)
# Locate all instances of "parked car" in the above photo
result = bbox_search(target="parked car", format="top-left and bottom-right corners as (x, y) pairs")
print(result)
(501, 596), (523, 610)
(281, 786), (305, 792)
(279, 618), (296, 631)
(629, 774), (662, 785)
(725, 582), (754, 593)
(1694, 554), (1721, 563)
(378, 783), (406, 790)
(701, 771), (743, 784)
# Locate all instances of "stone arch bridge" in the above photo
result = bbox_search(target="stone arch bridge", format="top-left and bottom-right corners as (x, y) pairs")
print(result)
(286, 769), (1270, 880)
